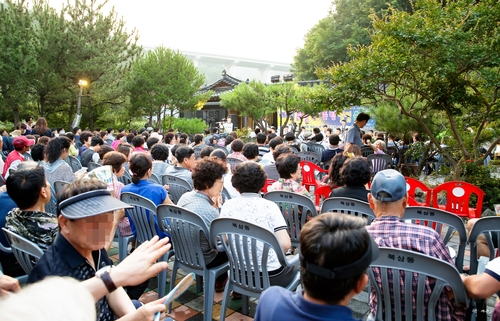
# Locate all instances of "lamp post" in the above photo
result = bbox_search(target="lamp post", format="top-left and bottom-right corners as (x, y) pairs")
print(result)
(72, 79), (87, 129)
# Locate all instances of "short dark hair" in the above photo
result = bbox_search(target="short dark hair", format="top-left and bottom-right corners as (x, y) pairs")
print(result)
(7, 166), (46, 209)
(272, 144), (293, 161)
(117, 143), (133, 158)
(25, 116), (32, 122)
(254, 128), (261, 135)
(194, 134), (203, 145)
(356, 112), (370, 122)
(129, 153), (152, 184)
(313, 127), (320, 134)
(300, 212), (370, 304)
(131, 135), (145, 148)
(284, 131), (295, 142)
(231, 162), (266, 193)
(242, 143), (259, 160)
(231, 139), (244, 152)
(256, 133), (267, 144)
(192, 157), (227, 190)
(64, 132), (75, 141)
(98, 145), (114, 160)
(224, 135), (234, 146)
(313, 133), (324, 142)
(269, 137), (284, 150)
(146, 137), (159, 150)
(340, 157), (371, 187)
(200, 146), (214, 158)
(175, 146), (194, 163)
(79, 131), (93, 144)
(268, 133), (277, 140)
(45, 136), (71, 163)
(106, 127), (113, 133)
(90, 136), (104, 147)
(275, 154), (300, 179)
(30, 144), (45, 162)
(179, 133), (188, 145)
(126, 133), (135, 143)
(164, 132), (175, 144)
(150, 143), (169, 161)
(210, 149), (227, 160)
(72, 126), (80, 134)
(103, 151), (126, 174)
(329, 134), (340, 146)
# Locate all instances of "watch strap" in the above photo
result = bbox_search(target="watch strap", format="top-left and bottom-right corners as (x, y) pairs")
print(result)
(100, 271), (117, 293)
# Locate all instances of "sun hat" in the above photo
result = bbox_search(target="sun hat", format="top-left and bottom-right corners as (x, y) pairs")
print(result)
(58, 189), (132, 219)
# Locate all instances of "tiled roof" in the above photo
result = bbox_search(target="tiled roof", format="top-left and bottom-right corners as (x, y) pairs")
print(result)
(198, 70), (242, 96)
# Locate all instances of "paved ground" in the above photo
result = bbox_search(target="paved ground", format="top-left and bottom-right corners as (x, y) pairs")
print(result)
(109, 224), (497, 321)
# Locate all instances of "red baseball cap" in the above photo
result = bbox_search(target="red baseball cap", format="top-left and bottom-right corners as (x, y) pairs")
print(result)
(12, 136), (35, 149)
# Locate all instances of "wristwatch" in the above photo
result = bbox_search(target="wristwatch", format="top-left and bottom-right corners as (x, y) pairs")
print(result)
(95, 265), (117, 293)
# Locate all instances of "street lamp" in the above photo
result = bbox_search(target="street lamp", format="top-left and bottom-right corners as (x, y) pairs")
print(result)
(72, 79), (88, 129)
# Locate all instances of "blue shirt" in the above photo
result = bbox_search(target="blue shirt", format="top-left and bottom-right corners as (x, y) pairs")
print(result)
(255, 286), (360, 321)
(121, 179), (168, 239)
(0, 192), (17, 249)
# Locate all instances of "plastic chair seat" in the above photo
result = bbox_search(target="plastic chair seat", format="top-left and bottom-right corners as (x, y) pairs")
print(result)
(161, 175), (192, 204)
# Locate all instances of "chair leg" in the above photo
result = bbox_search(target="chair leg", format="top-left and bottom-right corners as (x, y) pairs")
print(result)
(203, 271), (216, 321)
(196, 275), (203, 293)
(242, 295), (250, 315)
(157, 253), (169, 301)
(167, 263), (178, 313)
(219, 283), (231, 321)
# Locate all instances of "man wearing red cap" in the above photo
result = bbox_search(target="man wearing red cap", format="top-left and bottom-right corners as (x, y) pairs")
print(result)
(2, 136), (35, 180)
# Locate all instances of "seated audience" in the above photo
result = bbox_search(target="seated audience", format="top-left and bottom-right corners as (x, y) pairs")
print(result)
(261, 136), (284, 166)
(242, 143), (260, 162)
(150, 143), (170, 179)
(200, 146), (214, 158)
(226, 139), (247, 162)
(177, 157), (230, 292)
(328, 154), (349, 189)
(329, 157), (371, 202)
(80, 136), (104, 167)
(164, 146), (195, 187)
(343, 144), (362, 157)
(263, 144), (293, 181)
(210, 149), (239, 199)
(220, 162), (296, 287)
(321, 134), (343, 168)
(42, 136), (75, 185)
(255, 212), (379, 321)
(366, 169), (465, 320)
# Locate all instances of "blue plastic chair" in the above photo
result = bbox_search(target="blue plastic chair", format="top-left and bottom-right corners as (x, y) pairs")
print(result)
(120, 192), (174, 299)
(157, 204), (229, 321)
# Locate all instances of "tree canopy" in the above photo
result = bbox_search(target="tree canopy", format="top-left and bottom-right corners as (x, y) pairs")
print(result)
(319, 0), (500, 177)
(292, 0), (412, 80)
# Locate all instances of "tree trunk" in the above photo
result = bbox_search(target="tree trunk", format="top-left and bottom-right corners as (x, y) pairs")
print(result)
(68, 100), (76, 131)
(12, 104), (20, 125)
(40, 94), (46, 117)
(88, 91), (94, 131)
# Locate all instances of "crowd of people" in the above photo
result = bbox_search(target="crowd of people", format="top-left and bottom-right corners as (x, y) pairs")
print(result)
(0, 112), (498, 321)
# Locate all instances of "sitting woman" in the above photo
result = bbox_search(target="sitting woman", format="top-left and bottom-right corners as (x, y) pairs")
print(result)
(150, 143), (171, 179)
(43, 136), (75, 185)
(343, 144), (362, 157)
(329, 157), (371, 202)
(268, 153), (308, 196)
(177, 157), (230, 292)
(328, 153), (349, 189)
(121, 153), (173, 240)
(220, 162), (297, 287)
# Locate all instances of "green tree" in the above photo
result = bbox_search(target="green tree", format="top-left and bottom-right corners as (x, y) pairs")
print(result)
(0, 0), (37, 124)
(292, 0), (412, 80)
(127, 46), (211, 128)
(319, 0), (500, 178)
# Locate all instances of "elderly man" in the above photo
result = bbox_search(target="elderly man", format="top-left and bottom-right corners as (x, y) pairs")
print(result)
(255, 212), (379, 321)
(366, 169), (465, 321)
(28, 178), (160, 321)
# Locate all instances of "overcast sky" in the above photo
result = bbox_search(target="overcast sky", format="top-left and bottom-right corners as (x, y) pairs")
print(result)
(48, 0), (333, 63)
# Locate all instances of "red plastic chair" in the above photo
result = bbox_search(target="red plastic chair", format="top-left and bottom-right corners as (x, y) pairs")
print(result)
(432, 181), (485, 219)
(405, 177), (432, 207)
(261, 179), (276, 194)
(300, 160), (328, 192)
(314, 185), (333, 206)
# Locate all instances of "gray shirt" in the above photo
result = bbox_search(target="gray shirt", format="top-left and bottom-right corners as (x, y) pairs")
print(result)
(346, 123), (362, 147)
(164, 165), (193, 187)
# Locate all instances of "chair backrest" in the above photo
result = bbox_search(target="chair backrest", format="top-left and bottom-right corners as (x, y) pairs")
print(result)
(44, 194), (58, 215)
(300, 160), (328, 191)
(308, 144), (325, 159)
(226, 157), (243, 172)
(403, 206), (467, 272)
(300, 143), (310, 152)
(261, 179), (276, 194)
(65, 155), (82, 173)
(468, 217), (500, 274)
(193, 146), (205, 160)
(296, 152), (320, 165)
(120, 192), (158, 244)
(2, 228), (44, 274)
(161, 175), (192, 204)
(405, 177), (432, 207)
(264, 191), (318, 248)
(213, 145), (229, 155)
(361, 145), (374, 157)
(368, 247), (468, 321)
(118, 170), (132, 185)
(157, 204), (209, 271)
(320, 197), (375, 224)
(366, 154), (395, 174)
(87, 161), (100, 172)
(432, 181), (485, 218)
(53, 180), (70, 195)
(148, 173), (162, 185)
(210, 218), (291, 295)
(386, 146), (399, 158)
(314, 185), (332, 206)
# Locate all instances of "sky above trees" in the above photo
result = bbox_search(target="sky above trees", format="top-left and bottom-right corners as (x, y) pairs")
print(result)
(44, 0), (333, 63)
